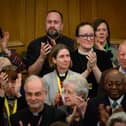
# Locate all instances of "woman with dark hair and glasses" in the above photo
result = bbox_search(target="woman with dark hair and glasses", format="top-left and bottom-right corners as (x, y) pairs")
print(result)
(71, 22), (113, 98)
(93, 18), (118, 67)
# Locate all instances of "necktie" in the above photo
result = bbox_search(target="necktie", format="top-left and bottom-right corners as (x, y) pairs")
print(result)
(112, 101), (118, 109)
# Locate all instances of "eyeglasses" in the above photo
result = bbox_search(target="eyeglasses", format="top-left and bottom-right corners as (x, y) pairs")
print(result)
(78, 34), (94, 40)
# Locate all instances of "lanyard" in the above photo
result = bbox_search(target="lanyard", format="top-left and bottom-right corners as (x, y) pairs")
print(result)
(56, 73), (69, 95)
(4, 97), (17, 126)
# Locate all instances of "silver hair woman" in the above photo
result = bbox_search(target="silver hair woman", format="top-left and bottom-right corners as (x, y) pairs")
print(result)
(63, 74), (89, 100)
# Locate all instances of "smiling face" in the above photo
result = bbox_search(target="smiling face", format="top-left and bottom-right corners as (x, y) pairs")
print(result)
(104, 69), (126, 100)
(25, 78), (47, 112)
(76, 24), (94, 52)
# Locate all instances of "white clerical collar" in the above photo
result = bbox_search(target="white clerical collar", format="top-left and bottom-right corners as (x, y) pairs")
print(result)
(78, 48), (93, 55)
(109, 95), (124, 107)
(33, 112), (39, 116)
(119, 66), (126, 74)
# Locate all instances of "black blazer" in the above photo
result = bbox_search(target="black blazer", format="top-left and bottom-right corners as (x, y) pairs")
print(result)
(81, 94), (126, 126)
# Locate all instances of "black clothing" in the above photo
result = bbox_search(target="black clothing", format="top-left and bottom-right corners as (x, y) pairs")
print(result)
(71, 49), (113, 98)
(81, 94), (126, 126)
(10, 104), (66, 126)
(60, 105), (81, 126)
(24, 35), (74, 76)
(0, 96), (27, 126)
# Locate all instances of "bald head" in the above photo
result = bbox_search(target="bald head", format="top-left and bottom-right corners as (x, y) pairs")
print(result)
(24, 75), (47, 112)
(118, 40), (126, 50)
(24, 75), (46, 91)
(117, 40), (126, 71)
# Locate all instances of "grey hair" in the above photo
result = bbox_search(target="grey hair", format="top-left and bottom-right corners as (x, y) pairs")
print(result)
(24, 75), (47, 91)
(63, 74), (89, 99)
(106, 112), (126, 126)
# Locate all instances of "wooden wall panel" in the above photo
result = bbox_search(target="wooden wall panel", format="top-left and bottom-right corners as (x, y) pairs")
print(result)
(67, 0), (81, 38)
(80, 0), (96, 22)
(0, 0), (126, 54)
(0, 0), (25, 40)
(35, 0), (47, 37)
(0, 0), (26, 53)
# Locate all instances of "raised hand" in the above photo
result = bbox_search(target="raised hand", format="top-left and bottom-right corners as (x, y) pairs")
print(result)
(51, 92), (62, 106)
(86, 51), (97, 69)
(15, 73), (22, 97)
(66, 106), (78, 124)
(98, 104), (111, 126)
(0, 72), (8, 97)
(40, 42), (52, 59)
(19, 120), (31, 126)
(95, 39), (105, 51)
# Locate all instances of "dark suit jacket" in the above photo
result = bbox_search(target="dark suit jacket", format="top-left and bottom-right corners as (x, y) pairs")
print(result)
(10, 104), (66, 126)
(81, 94), (126, 126)
(0, 96), (27, 126)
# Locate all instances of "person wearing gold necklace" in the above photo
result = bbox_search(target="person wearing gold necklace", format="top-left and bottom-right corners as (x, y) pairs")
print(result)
(42, 44), (79, 107)
(0, 65), (27, 126)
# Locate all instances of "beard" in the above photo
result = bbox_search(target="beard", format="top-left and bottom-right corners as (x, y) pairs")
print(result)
(47, 28), (60, 39)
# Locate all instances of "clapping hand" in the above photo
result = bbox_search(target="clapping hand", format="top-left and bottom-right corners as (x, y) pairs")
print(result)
(98, 104), (111, 126)
(0, 72), (8, 97)
(19, 120), (31, 126)
(15, 73), (22, 97)
(95, 39), (105, 51)
(86, 51), (97, 70)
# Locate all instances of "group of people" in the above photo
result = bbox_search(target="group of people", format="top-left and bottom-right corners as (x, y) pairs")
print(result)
(0, 9), (126, 126)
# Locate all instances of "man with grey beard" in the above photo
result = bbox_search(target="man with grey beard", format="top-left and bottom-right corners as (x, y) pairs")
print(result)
(24, 10), (74, 77)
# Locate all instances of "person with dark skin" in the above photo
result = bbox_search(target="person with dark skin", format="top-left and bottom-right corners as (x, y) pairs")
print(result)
(81, 68), (126, 126)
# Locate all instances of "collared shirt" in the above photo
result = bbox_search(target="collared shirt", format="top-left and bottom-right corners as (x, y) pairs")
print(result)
(109, 95), (124, 108)
(119, 66), (126, 74)
(78, 48), (93, 56)
(97, 95), (124, 126)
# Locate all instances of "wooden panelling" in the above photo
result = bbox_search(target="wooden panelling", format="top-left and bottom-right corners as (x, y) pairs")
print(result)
(35, 0), (47, 37)
(24, 0), (36, 48)
(67, 0), (81, 38)
(93, 0), (126, 41)
(0, 0), (126, 54)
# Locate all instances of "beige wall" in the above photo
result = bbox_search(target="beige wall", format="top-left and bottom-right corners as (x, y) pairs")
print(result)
(0, 0), (126, 54)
